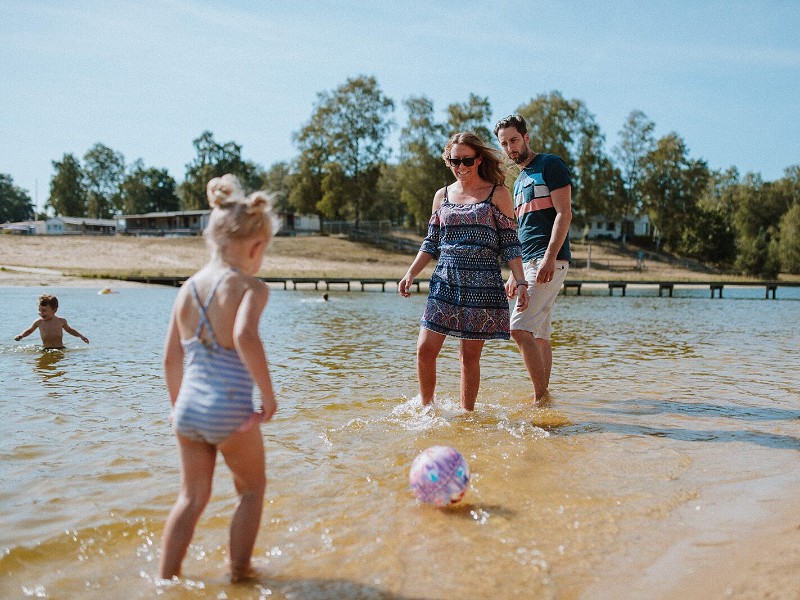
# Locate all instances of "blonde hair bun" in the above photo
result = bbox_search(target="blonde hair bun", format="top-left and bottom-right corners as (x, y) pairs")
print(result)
(206, 174), (245, 208)
(246, 191), (271, 215)
(203, 174), (279, 252)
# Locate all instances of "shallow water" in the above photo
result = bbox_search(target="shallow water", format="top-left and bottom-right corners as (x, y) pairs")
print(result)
(1, 284), (799, 599)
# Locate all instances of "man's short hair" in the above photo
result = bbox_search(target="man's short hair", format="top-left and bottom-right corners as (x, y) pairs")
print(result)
(494, 114), (528, 137)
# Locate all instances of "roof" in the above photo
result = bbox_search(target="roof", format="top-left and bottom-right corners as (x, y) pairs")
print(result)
(119, 210), (210, 219)
(49, 216), (117, 226)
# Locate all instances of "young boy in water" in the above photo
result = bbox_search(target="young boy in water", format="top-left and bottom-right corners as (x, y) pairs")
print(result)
(14, 294), (89, 349)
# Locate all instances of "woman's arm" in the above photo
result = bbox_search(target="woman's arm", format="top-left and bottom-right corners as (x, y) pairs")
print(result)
(399, 188), (445, 297)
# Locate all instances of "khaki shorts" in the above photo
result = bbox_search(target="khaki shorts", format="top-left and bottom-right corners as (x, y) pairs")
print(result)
(510, 259), (569, 340)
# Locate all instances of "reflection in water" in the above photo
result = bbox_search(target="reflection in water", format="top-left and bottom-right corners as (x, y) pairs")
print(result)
(34, 348), (66, 381)
(0, 286), (799, 599)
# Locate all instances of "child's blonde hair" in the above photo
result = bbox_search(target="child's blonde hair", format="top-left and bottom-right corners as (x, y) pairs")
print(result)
(204, 174), (278, 253)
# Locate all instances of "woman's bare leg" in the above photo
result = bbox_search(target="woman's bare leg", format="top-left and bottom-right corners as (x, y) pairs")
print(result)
(459, 339), (485, 411)
(416, 328), (446, 405)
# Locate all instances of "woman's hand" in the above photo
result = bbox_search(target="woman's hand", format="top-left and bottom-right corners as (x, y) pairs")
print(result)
(398, 273), (415, 298)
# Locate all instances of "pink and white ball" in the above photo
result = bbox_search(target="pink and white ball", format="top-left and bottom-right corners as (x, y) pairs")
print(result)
(409, 446), (470, 507)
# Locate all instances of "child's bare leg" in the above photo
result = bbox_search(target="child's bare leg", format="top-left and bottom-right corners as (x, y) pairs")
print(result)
(219, 424), (266, 581)
(159, 435), (217, 579)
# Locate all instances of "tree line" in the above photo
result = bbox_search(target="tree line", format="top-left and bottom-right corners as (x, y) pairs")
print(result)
(1, 75), (798, 277)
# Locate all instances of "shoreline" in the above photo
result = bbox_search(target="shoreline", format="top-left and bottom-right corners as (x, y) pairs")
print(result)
(3, 234), (798, 285)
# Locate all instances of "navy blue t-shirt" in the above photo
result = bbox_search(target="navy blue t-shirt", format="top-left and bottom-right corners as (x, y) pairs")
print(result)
(512, 153), (571, 262)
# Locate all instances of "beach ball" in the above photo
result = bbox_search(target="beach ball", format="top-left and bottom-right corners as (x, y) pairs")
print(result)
(409, 446), (470, 507)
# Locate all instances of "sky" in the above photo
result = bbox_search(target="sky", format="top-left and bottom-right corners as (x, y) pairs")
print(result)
(2, 0), (799, 212)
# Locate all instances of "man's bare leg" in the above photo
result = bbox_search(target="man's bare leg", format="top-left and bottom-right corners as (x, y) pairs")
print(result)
(511, 330), (550, 401)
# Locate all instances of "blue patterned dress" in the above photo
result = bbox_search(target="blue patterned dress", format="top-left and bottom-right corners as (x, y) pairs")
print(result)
(419, 185), (522, 340)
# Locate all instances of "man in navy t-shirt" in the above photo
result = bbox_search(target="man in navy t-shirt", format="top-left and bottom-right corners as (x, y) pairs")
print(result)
(494, 114), (573, 402)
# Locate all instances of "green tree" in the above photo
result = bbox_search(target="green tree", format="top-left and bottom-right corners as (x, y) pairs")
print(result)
(688, 168), (740, 265)
(612, 110), (656, 245)
(640, 133), (709, 252)
(119, 160), (180, 214)
(396, 95), (450, 231)
(777, 202), (800, 273)
(679, 203), (737, 264)
(574, 118), (622, 227)
(316, 162), (354, 220)
(289, 107), (328, 215)
(372, 163), (406, 224)
(517, 91), (580, 165)
(181, 131), (263, 210)
(261, 161), (292, 213)
(84, 143), (126, 218)
(735, 228), (780, 278)
(48, 153), (85, 216)
(293, 75), (395, 226)
(516, 92), (616, 228)
(0, 174), (34, 223)
(445, 93), (493, 142)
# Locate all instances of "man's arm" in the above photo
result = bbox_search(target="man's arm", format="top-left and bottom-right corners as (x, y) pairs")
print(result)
(536, 184), (572, 283)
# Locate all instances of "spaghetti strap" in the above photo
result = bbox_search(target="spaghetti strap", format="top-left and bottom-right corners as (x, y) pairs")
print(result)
(188, 270), (232, 347)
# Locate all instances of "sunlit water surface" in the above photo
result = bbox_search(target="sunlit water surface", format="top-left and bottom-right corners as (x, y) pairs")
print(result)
(1, 284), (798, 599)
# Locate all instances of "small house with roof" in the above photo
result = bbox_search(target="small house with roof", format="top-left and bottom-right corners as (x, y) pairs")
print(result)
(0, 220), (47, 235)
(570, 214), (651, 241)
(118, 210), (210, 236)
(46, 216), (117, 235)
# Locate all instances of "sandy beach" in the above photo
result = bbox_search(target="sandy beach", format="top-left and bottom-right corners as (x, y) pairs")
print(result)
(1, 233), (787, 288)
(2, 234), (799, 599)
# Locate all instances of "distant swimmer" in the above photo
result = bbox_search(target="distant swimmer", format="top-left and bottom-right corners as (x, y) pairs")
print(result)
(14, 293), (90, 349)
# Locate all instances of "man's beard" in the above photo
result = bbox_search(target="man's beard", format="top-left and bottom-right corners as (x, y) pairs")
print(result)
(512, 146), (530, 165)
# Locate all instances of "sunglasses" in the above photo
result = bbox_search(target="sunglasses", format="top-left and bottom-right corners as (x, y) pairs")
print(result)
(448, 155), (479, 167)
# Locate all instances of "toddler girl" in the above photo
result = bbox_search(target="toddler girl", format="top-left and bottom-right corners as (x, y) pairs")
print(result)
(159, 174), (278, 582)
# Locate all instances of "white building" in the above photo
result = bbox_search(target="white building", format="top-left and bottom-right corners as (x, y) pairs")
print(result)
(46, 216), (117, 235)
(0, 220), (47, 235)
(570, 214), (651, 241)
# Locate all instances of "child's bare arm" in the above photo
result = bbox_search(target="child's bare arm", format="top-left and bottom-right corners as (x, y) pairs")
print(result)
(15, 320), (41, 341)
(163, 308), (184, 405)
(63, 320), (89, 343)
(233, 282), (276, 421)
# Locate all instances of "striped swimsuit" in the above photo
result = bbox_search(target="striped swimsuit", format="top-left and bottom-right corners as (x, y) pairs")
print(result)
(172, 271), (258, 445)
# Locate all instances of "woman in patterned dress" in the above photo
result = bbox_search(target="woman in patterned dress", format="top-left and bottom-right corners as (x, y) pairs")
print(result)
(399, 132), (530, 411)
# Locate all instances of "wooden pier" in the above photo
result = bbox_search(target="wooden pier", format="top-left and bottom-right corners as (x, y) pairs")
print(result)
(565, 280), (799, 299)
(111, 275), (798, 299)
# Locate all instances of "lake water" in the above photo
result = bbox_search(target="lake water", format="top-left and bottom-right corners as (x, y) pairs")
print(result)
(1, 283), (799, 599)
